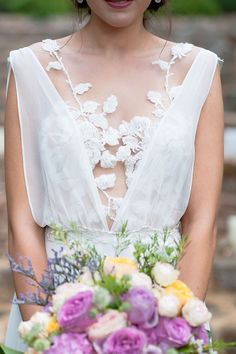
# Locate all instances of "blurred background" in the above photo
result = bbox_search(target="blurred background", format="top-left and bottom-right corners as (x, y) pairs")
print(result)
(0, 0), (236, 348)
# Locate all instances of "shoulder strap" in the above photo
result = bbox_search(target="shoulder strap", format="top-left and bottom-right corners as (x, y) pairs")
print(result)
(7, 48), (50, 227)
(178, 48), (220, 122)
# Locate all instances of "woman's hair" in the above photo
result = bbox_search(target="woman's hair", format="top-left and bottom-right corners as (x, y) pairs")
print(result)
(72, 0), (168, 12)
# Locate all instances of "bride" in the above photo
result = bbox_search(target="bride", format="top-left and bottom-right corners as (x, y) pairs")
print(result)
(4, 0), (224, 350)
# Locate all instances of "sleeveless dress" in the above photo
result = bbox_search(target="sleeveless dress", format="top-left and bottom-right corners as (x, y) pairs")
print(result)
(4, 38), (223, 351)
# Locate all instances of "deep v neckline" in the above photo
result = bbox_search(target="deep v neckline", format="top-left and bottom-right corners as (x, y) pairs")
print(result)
(25, 44), (204, 232)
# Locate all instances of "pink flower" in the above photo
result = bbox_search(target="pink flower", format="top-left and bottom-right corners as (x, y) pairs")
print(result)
(44, 333), (93, 354)
(122, 287), (157, 325)
(156, 317), (191, 348)
(103, 327), (147, 354)
(58, 290), (96, 332)
(87, 310), (127, 341)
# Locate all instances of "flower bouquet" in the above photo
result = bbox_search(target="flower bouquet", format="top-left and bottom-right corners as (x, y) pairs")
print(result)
(2, 222), (236, 354)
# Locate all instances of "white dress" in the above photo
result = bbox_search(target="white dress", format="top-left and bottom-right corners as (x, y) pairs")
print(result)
(4, 38), (222, 351)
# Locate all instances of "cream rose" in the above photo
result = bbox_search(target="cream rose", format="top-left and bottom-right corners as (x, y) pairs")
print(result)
(152, 262), (180, 287)
(18, 320), (33, 336)
(30, 312), (51, 326)
(158, 294), (180, 318)
(182, 298), (212, 327)
(152, 285), (164, 300)
(130, 272), (152, 290)
(87, 310), (127, 341)
(103, 256), (138, 279)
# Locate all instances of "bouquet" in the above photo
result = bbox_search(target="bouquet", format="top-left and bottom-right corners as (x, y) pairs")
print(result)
(2, 222), (236, 354)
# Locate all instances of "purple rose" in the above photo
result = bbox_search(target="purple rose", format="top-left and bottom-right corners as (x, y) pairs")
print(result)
(58, 290), (96, 331)
(138, 325), (160, 345)
(192, 325), (209, 345)
(44, 333), (93, 354)
(123, 287), (157, 325)
(103, 327), (147, 354)
(156, 317), (191, 348)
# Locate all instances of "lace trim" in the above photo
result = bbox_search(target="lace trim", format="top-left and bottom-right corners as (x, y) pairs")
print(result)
(41, 39), (193, 222)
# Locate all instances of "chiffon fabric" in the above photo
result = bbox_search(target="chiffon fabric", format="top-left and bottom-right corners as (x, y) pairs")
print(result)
(4, 39), (222, 351)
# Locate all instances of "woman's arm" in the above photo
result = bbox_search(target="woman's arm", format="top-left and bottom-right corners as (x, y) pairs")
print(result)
(4, 69), (48, 320)
(179, 64), (224, 300)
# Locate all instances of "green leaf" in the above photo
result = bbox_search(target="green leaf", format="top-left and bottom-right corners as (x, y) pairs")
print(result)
(0, 344), (23, 354)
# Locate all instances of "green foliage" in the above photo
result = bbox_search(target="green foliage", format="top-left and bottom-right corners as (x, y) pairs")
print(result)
(218, 0), (236, 11)
(0, 0), (73, 16)
(1, 0), (235, 16)
(169, 0), (221, 15)
(98, 273), (131, 308)
(115, 220), (130, 257)
(0, 345), (23, 354)
(133, 227), (188, 276)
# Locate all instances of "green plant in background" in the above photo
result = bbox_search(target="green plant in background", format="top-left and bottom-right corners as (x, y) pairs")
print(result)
(169, 0), (221, 15)
(0, 0), (73, 16)
(218, 0), (236, 12)
(0, 0), (236, 16)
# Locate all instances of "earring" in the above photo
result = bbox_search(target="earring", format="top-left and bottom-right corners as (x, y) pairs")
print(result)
(154, 0), (162, 3)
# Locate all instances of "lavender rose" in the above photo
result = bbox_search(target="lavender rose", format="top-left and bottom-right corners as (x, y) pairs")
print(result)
(123, 287), (157, 325)
(58, 290), (96, 331)
(192, 325), (210, 345)
(44, 333), (93, 354)
(157, 317), (192, 348)
(103, 327), (147, 354)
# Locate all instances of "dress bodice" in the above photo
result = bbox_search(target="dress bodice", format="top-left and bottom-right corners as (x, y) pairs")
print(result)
(39, 39), (196, 228)
(7, 39), (222, 240)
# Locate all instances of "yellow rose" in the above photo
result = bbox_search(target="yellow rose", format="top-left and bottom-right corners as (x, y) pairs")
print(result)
(164, 280), (194, 309)
(103, 256), (138, 278)
(47, 318), (60, 334)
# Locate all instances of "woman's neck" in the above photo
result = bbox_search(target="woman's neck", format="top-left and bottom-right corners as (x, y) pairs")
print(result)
(75, 12), (162, 58)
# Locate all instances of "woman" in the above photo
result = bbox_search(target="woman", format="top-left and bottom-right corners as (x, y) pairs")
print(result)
(4, 0), (224, 350)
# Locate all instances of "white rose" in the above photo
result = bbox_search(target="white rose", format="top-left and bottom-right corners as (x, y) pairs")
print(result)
(152, 285), (164, 300)
(152, 262), (180, 287)
(30, 312), (51, 326)
(182, 298), (212, 327)
(18, 320), (33, 336)
(130, 272), (152, 290)
(158, 294), (180, 318)
(87, 310), (127, 340)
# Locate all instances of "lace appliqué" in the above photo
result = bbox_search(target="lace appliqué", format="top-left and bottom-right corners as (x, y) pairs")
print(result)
(41, 39), (193, 222)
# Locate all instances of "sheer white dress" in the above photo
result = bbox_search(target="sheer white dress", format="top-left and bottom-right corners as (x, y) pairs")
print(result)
(4, 38), (222, 351)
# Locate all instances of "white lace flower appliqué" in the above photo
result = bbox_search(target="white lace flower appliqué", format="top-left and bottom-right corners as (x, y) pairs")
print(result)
(46, 61), (62, 71)
(171, 42), (193, 59)
(95, 173), (116, 191)
(40, 38), (194, 223)
(42, 39), (60, 55)
(73, 83), (92, 95)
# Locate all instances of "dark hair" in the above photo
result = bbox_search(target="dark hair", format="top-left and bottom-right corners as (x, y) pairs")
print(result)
(72, 0), (168, 12)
